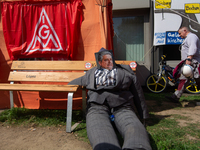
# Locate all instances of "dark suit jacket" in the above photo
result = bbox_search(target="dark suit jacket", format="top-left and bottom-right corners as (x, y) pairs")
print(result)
(69, 64), (149, 119)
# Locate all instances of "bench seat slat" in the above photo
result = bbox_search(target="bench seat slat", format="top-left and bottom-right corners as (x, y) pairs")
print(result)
(11, 61), (95, 70)
(8, 72), (85, 82)
(0, 84), (79, 92)
(11, 61), (136, 71)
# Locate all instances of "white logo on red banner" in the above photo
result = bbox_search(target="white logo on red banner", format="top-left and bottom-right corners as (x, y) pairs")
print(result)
(85, 62), (92, 69)
(129, 62), (137, 69)
(25, 7), (63, 54)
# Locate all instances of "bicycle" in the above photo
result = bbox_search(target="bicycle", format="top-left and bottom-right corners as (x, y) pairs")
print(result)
(146, 55), (200, 94)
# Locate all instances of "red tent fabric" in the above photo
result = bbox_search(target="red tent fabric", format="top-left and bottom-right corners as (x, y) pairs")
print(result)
(1, 0), (83, 60)
(73, 0), (113, 60)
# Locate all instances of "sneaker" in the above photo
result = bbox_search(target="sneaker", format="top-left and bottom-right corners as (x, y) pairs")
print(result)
(165, 96), (179, 103)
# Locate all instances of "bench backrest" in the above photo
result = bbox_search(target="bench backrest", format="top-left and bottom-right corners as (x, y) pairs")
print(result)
(9, 60), (137, 83)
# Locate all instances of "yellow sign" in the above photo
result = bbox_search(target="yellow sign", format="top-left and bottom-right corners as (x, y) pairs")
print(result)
(185, 3), (200, 13)
(155, 0), (171, 9)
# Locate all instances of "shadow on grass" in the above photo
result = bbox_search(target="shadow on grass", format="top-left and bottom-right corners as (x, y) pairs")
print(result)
(144, 90), (199, 113)
(144, 91), (182, 113)
(149, 133), (158, 150)
(145, 114), (170, 127)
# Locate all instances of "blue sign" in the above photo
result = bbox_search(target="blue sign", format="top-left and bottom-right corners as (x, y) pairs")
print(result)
(166, 31), (184, 45)
(154, 32), (166, 45)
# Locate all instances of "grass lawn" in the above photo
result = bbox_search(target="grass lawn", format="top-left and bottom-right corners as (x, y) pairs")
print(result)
(144, 91), (200, 150)
(0, 90), (200, 150)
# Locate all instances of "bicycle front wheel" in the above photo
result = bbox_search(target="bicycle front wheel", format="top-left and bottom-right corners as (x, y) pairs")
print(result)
(146, 74), (167, 93)
(185, 80), (200, 94)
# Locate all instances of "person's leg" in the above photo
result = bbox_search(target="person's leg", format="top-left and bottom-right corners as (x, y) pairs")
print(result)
(113, 107), (152, 150)
(86, 103), (121, 150)
(166, 74), (190, 102)
(174, 75), (190, 99)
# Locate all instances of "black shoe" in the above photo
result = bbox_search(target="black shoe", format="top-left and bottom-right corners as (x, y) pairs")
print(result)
(165, 96), (179, 103)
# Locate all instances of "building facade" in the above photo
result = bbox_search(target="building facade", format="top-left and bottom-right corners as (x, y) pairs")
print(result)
(112, 0), (200, 85)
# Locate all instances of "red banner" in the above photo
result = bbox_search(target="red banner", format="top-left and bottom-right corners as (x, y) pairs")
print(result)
(1, 1), (83, 60)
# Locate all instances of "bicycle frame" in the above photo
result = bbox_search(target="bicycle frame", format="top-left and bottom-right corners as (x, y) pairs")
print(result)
(156, 58), (176, 86)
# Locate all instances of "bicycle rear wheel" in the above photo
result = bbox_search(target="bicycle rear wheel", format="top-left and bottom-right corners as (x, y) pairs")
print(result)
(185, 80), (200, 94)
(146, 74), (167, 93)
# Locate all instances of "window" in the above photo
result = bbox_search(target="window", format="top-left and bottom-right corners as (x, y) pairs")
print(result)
(113, 16), (144, 61)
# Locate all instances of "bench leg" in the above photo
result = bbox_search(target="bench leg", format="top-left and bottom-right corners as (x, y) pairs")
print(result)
(9, 91), (14, 108)
(9, 81), (14, 109)
(66, 92), (73, 133)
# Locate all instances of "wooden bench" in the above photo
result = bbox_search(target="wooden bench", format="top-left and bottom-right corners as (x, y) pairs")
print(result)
(0, 60), (137, 132)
